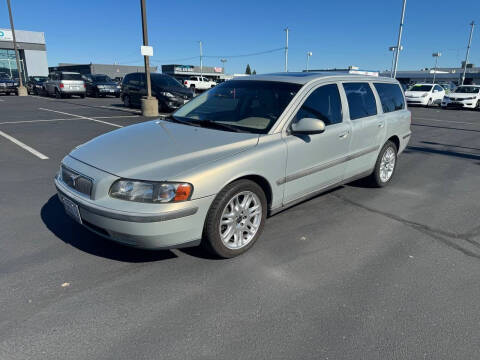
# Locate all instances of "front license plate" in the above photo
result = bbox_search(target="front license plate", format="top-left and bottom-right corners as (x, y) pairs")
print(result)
(61, 196), (82, 224)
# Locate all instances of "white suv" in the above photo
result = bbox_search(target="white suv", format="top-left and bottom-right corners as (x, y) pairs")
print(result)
(404, 83), (445, 106)
(183, 76), (217, 91)
(441, 85), (480, 109)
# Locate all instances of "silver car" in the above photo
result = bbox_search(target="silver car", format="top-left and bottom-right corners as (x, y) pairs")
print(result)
(44, 71), (86, 98)
(55, 73), (411, 258)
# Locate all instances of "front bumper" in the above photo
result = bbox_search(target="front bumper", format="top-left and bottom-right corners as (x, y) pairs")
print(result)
(54, 158), (214, 249)
(441, 100), (476, 109)
(406, 97), (428, 105)
(0, 87), (17, 94)
(98, 88), (120, 96)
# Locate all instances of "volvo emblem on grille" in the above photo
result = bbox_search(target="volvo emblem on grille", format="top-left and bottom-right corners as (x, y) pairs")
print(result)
(69, 173), (81, 187)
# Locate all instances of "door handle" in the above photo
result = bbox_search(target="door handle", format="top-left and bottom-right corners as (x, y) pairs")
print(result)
(339, 131), (349, 139)
(378, 122), (385, 128)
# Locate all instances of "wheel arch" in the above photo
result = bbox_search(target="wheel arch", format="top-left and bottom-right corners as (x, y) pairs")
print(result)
(224, 174), (273, 210)
(387, 135), (400, 151)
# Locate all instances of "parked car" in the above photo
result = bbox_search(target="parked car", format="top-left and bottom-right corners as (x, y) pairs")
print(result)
(404, 83), (445, 106)
(183, 76), (217, 91)
(44, 71), (86, 98)
(26, 76), (48, 95)
(121, 72), (193, 112)
(55, 73), (411, 258)
(438, 81), (456, 94)
(83, 74), (121, 98)
(441, 85), (480, 109)
(0, 72), (18, 95)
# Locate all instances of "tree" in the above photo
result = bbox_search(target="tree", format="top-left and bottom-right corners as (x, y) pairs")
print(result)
(252, 69), (257, 75)
(245, 64), (251, 75)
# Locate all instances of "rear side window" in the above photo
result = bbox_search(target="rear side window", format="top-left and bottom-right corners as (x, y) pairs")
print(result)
(374, 83), (405, 113)
(294, 84), (342, 126)
(343, 82), (377, 120)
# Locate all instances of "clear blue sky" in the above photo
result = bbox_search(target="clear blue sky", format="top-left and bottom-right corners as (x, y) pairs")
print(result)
(1, 0), (479, 74)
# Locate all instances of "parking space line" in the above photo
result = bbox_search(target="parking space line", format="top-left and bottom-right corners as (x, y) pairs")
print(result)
(0, 98), (4, 102)
(0, 130), (49, 159)
(39, 108), (123, 128)
(414, 117), (480, 126)
(99, 105), (142, 114)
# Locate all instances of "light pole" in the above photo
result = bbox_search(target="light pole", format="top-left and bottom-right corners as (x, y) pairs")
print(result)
(389, 46), (403, 77)
(461, 21), (475, 85)
(6, 0), (27, 96)
(220, 58), (227, 75)
(306, 51), (312, 71)
(140, 0), (158, 116)
(392, 0), (407, 78)
(284, 27), (289, 72)
(199, 41), (203, 78)
(432, 52), (441, 84)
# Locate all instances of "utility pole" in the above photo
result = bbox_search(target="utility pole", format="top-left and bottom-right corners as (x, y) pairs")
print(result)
(140, 0), (158, 116)
(6, 0), (27, 96)
(220, 58), (227, 75)
(432, 52), (441, 84)
(306, 51), (312, 71)
(392, 0), (407, 79)
(199, 41), (203, 78)
(284, 27), (289, 72)
(461, 21), (475, 86)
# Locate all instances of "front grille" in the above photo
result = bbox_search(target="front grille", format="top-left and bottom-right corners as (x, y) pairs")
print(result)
(61, 166), (93, 197)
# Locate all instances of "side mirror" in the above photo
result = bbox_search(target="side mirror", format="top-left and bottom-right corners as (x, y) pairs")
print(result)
(291, 117), (326, 135)
(433, 89), (439, 93)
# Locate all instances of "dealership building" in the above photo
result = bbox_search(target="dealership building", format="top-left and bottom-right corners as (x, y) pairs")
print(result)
(0, 28), (48, 81)
(49, 63), (158, 80)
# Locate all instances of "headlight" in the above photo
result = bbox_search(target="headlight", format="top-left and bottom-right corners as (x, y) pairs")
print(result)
(116, 85), (121, 89)
(160, 91), (175, 98)
(109, 180), (193, 203)
(422, 92), (428, 97)
(463, 97), (475, 100)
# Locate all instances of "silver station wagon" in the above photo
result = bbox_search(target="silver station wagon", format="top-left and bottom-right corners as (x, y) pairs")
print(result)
(55, 73), (411, 258)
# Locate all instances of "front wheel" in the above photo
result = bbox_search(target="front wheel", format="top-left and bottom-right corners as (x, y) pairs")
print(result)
(202, 180), (267, 258)
(123, 95), (131, 108)
(367, 140), (398, 187)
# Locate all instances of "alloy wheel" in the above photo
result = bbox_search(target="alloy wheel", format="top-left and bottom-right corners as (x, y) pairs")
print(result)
(219, 191), (262, 250)
(379, 146), (396, 182)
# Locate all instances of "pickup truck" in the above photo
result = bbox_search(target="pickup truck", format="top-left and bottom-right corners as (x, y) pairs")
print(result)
(183, 76), (216, 91)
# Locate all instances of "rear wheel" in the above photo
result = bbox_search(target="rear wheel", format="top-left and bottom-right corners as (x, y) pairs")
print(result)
(202, 180), (267, 258)
(123, 95), (131, 108)
(55, 89), (62, 99)
(367, 140), (398, 187)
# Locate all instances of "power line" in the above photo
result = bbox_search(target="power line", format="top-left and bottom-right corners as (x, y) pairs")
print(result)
(203, 47), (284, 59)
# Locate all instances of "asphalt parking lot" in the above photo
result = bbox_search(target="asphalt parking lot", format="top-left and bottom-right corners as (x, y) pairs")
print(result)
(1, 95), (480, 360)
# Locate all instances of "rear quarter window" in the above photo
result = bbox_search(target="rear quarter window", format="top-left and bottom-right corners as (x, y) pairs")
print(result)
(343, 82), (377, 120)
(373, 83), (405, 113)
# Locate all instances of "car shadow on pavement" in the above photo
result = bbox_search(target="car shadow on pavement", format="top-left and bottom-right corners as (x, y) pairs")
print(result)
(41, 195), (177, 262)
(404, 146), (480, 161)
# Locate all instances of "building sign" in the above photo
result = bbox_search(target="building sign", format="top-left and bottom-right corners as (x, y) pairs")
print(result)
(0, 29), (13, 42)
(174, 65), (194, 72)
(214, 67), (223, 73)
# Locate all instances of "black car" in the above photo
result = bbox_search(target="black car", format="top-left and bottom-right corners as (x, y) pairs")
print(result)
(83, 74), (121, 98)
(27, 76), (48, 95)
(0, 72), (18, 95)
(121, 73), (193, 112)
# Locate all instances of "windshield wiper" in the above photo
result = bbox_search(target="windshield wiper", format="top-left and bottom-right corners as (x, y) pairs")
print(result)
(188, 119), (242, 132)
(162, 115), (201, 127)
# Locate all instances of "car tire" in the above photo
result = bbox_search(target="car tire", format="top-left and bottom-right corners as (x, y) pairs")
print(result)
(476, 100), (480, 110)
(55, 89), (62, 99)
(367, 140), (398, 188)
(80, 94), (85, 99)
(123, 95), (131, 108)
(426, 98), (433, 107)
(202, 179), (267, 258)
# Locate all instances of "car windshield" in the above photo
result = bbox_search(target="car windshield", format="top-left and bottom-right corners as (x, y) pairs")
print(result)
(92, 75), (112, 82)
(408, 85), (432, 92)
(62, 73), (83, 81)
(173, 80), (301, 134)
(152, 74), (183, 87)
(454, 86), (480, 94)
(0, 73), (11, 80)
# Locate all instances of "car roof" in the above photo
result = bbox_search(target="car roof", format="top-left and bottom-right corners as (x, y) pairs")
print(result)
(233, 72), (397, 85)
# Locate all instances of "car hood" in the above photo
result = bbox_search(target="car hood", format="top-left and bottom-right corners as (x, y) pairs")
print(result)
(448, 93), (479, 99)
(155, 85), (193, 97)
(405, 91), (428, 97)
(69, 120), (259, 180)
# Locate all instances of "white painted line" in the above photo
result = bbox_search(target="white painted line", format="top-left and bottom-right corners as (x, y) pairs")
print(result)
(0, 129), (49, 159)
(96, 115), (140, 119)
(0, 98), (4, 102)
(0, 118), (78, 125)
(39, 108), (123, 128)
(414, 117), (479, 126)
(99, 105), (142, 114)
